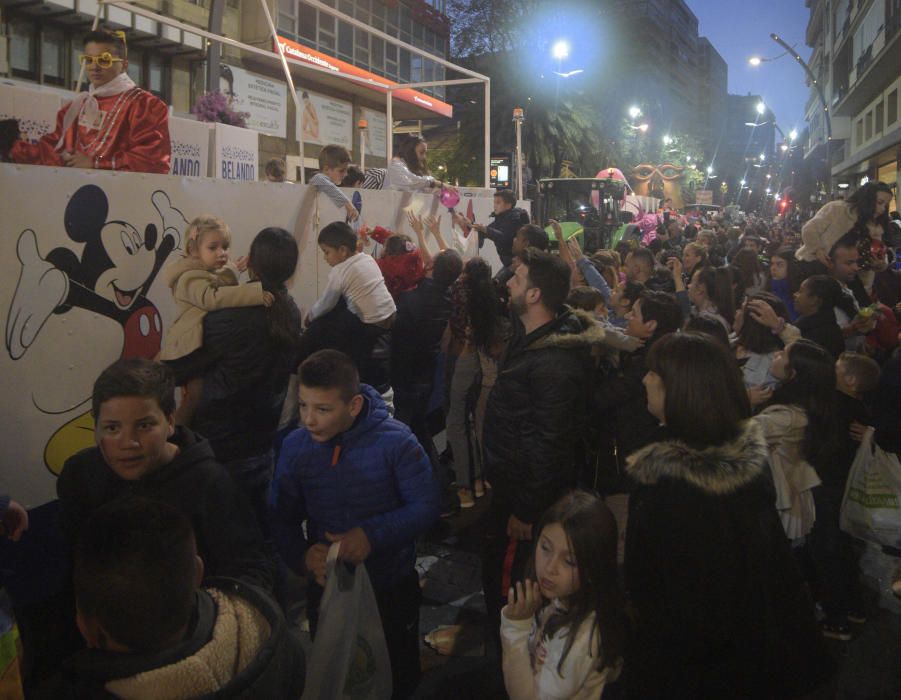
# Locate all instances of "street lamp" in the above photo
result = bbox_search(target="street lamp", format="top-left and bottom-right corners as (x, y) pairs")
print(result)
(663, 135), (673, 145)
(756, 101), (766, 115)
(707, 165), (714, 174)
(789, 129), (798, 141)
(749, 33), (832, 195)
(628, 106), (642, 119)
(551, 40), (570, 60)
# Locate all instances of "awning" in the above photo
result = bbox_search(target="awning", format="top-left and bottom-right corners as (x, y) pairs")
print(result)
(275, 36), (452, 120)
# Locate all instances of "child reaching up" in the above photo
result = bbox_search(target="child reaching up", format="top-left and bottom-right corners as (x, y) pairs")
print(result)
(309, 144), (359, 222)
(160, 215), (272, 425)
(308, 221), (396, 327)
(501, 491), (625, 700)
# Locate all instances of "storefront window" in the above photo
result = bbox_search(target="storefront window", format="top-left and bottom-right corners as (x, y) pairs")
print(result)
(10, 19), (37, 80)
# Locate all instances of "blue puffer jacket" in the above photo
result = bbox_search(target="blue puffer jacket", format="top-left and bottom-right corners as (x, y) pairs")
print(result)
(270, 384), (440, 591)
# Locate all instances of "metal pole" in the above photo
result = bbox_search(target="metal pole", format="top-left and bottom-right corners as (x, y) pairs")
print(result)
(359, 121), (367, 171)
(484, 79), (491, 189)
(770, 33), (832, 195)
(257, 0), (306, 183)
(387, 88), (394, 164)
(206, 0), (225, 94)
(513, 108), (524, 200)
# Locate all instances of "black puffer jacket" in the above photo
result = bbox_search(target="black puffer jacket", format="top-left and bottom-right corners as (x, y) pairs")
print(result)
(480, 206), (530, 267)
(483, 308), (604, 523)
(194, 301), (301, 460)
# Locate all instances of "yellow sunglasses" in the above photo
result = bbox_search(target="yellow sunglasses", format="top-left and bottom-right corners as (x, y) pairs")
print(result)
(79, 52), (124, 69)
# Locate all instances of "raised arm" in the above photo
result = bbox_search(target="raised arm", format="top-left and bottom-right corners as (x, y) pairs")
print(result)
(407, 210), (434, 270)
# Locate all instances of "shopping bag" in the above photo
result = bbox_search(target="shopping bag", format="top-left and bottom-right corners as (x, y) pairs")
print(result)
(840, 427), (901, 549)
(301, 543), (393, 700)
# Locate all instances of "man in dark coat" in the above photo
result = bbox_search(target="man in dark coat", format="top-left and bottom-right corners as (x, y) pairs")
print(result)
(481, 248), (604, 633)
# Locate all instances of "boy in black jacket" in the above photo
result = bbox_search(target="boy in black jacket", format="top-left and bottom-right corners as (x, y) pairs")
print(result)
(57, 358), (273, 590)
(810, 351), (879, 640)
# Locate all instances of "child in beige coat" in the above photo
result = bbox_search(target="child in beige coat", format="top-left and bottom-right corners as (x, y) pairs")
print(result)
(160, 215), (272, 423)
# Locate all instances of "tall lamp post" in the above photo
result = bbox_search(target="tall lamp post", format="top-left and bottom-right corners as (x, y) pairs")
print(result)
(750, 33), (832, 196)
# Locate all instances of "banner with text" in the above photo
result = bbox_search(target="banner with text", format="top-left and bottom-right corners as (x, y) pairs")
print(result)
(169, 117), (211, 178)
(214, 123), (259, 181)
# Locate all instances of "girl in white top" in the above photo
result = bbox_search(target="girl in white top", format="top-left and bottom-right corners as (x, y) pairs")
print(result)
(384, 134), (452, 193)
(501, 491), (624, 700)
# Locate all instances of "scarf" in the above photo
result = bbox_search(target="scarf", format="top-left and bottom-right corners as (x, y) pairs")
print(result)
(56, 72), (137, 150)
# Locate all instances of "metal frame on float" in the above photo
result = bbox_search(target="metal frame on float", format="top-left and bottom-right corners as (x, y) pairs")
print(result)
(81, 0), (491, 186)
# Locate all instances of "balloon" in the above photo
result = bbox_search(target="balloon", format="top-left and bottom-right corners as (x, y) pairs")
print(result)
(439, 187), (460, 208)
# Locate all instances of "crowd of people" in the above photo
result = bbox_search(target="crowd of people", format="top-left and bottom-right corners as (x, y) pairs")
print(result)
(2, 30), (901, 696)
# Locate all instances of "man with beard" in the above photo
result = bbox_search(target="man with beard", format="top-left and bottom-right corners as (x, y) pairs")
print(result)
(480, 247), (603, 640)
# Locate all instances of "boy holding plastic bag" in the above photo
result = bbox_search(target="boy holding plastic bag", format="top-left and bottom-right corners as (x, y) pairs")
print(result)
(271, 350), (441, 699)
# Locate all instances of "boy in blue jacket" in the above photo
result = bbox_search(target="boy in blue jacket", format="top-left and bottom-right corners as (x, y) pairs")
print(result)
(270, 349), (440, 699)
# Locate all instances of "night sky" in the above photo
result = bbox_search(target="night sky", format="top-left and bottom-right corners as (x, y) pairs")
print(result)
(686, 0), (813, 137)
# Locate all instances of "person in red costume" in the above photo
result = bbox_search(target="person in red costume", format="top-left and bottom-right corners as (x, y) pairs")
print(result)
(2, 29), (170, 174)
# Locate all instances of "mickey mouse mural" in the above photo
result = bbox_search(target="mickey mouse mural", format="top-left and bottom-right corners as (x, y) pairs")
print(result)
(4, 184), (187, 475)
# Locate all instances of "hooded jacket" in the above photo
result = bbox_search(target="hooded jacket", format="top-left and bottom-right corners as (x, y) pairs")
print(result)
(58, 428), (274, 590)
(483, 308), (604, 523)
(624, 421), (832, 699)
(159, 259), (266, 362)
(59, 578), (304, 699)
(270, 384), (441, 592)
(480, 207), (530, 267)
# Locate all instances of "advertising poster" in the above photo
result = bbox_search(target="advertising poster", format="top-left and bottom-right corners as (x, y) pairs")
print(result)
(297, 89), (353, 148)
(360, 107), (387, 157)
(220, 64), (287, 138)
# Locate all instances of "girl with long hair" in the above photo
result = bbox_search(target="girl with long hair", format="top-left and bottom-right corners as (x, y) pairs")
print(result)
(626, 332), (831, 698)
(502, 491), (625, 700)
(756, 339), (839, 541)
(766, 247), (802, 320)
(733, 292), (792, 389)
(687, 265), (735, 330)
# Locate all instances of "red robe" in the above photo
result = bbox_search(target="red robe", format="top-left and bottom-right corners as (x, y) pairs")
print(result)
(11, 87), (171, 174)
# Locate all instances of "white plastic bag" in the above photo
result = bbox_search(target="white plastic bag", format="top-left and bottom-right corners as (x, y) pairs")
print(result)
(301, 543), (393, 700)
(840, 427), (901, 549)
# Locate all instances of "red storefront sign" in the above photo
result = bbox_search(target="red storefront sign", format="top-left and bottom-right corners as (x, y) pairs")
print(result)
(276, 36), (453, 119)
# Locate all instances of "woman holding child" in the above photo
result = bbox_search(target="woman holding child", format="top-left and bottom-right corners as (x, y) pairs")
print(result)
(191, 227), (301, 533)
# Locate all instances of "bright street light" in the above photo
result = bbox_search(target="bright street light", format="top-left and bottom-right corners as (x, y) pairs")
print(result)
(637, 123), (649, 132)
(707, 165), (714, 174)
(551, 40), (570, 60)
(759, 153), (765, 161)
(740, 179), (746, 186)
(789, 129), (798, 141)
(663, 135), (672, 145)
(756, 101), (766, 114)
(780, 144), (789, 152)
(749, 56), (762, 66)
(628, 106), (642, 119)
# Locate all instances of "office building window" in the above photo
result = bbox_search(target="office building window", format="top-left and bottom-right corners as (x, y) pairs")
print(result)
(41, 26), (66, 86)
(298, 1), (316, 42)
(338, 20), (353, 60)
(10, 19), (37, 80)
(148, 54), (166, 98)
(865, 111), (873, 140)
(875, 101), (884, 134)
(371, 36), (384, 70)
(888, 90), (898, 125)
(399, 48), (411, 81)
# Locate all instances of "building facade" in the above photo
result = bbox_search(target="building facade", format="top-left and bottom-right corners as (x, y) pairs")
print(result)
(716, 94), (777, 208)
(804, 0), (900, 207)
(1, 0), (453, 173)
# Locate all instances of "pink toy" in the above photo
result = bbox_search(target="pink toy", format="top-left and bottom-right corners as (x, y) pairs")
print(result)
(439, 187), (460, 208)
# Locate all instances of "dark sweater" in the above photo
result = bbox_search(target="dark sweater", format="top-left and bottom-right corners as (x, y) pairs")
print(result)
(796, 307), (845, 359)
(57, 427), (273, 589)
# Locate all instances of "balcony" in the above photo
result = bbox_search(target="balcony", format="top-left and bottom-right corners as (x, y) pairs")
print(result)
(833, 7), (901, 117)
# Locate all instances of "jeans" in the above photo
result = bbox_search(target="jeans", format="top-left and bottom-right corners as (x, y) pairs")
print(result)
(221, 450), (274, 539)
(445, 350), (480, 489)
(809, 483), (863, 620)
(395, 383), (443, 491)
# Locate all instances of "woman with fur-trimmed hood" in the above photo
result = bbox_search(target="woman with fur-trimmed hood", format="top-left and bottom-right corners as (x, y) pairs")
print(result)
(624, 332), (832, 699)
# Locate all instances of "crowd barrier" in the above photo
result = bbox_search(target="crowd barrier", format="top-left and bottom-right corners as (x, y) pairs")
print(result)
(1, 163), (526, 506)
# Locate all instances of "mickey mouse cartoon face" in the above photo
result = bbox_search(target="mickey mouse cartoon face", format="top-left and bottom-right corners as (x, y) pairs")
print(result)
(94, 219), (160, 309)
